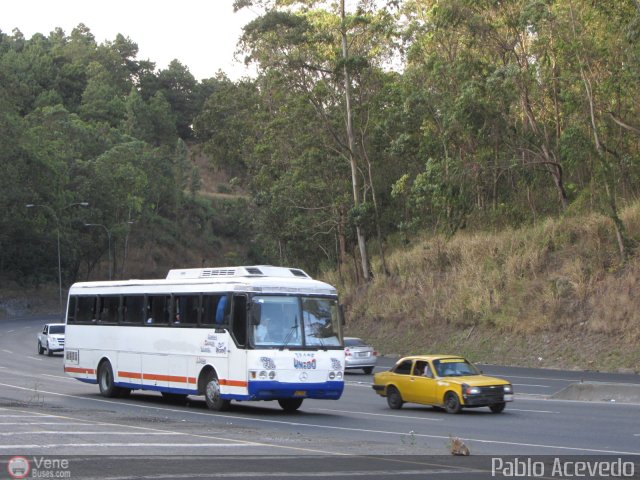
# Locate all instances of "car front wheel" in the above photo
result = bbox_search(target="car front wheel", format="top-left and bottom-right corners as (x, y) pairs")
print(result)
(490, 402), (506, 413)
(444, 392), (462, 414)
(386, 386), (404, 409)
(37, 341), (44, 355)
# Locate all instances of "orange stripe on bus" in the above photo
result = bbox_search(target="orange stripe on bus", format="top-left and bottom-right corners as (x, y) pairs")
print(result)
(220, 379), (248, 387)
(118, 371), (142, 379)
(64, 366), (95, 375)
(141, 373), (197, 384)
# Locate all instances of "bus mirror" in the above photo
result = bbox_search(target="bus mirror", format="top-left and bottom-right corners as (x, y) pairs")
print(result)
(250, 302), (262, 326)
(339, 304), (346, 326)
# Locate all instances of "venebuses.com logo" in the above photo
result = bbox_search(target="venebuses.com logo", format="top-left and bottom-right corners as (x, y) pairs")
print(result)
(7, 456), (71, 479)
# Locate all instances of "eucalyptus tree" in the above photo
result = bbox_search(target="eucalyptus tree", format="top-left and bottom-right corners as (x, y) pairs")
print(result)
(234, 0), (397, 280)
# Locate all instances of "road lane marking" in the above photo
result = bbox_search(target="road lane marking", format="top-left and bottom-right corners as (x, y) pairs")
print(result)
(507, 408), (558, 414)
(309, 407), (443, 421)
(41, 374), (75, 381)
(0, 400), (348, 456)
(500, 374), (582, 382)
(0, 415), (58, 418)
(0, 431), (188, 436)
(6, 330), (15, 333)
(0, 422), (97, 426)
(0, 382), (637, 456)
(25, 356), (44, 361)
(0, 443), (254, 449)
(1, 349), (12, 354)
(512, 383), (550, 388)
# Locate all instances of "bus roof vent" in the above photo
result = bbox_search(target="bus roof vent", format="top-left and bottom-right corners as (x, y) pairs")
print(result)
(289, 268), (309, 278)
(166, 266), (310, 280)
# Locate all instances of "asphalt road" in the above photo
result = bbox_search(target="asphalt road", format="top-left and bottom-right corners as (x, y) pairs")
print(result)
(0, 316), (639, 479)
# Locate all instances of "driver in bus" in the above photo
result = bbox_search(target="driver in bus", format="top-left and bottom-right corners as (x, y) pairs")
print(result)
(254, 315), (273, 343)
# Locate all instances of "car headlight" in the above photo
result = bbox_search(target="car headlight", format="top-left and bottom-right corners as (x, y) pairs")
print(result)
(464, 384), (482, 395)
(503, 384), (513, 394)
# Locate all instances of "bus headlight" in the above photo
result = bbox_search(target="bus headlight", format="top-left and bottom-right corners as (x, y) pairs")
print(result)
(268, 371), (276, 380)
(328, 371), (336, 380)
(336, 371), (343, 379)
(259, 371), (267, 379)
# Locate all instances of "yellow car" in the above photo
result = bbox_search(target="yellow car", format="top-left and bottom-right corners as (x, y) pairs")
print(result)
(372, 355), (513, 413)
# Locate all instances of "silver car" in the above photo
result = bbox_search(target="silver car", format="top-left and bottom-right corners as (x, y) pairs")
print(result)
(344, 337), (377, 374)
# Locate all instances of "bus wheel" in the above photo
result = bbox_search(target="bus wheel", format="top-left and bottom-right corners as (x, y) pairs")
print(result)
(98, 361), (122, 398)
(278, 398), (303, 412)
(204, 372), (230, 412)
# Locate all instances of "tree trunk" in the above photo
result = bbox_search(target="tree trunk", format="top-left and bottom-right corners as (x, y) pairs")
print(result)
(341, 0), (371, 281)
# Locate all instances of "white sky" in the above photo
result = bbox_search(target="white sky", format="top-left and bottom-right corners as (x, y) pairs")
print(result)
(1, 0), (259, 81)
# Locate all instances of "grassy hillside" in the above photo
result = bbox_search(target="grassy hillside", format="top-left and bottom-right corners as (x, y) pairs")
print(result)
(326, 204), (640, 373)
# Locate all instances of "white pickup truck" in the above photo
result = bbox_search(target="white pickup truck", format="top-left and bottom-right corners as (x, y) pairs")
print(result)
(37, 323), (66, 356)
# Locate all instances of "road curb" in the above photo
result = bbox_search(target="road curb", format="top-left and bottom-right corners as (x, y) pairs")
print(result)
(551, 381), (640, 404)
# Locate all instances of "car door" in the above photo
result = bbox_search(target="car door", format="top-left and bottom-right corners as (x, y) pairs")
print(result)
(39, 325), (48, 345)
(389, 359), (414, 400)
(404, 360), (437, 404)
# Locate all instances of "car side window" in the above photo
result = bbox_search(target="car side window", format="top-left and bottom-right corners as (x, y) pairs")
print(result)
(42, 326), (47, 334)
(393, 360), (413, 375)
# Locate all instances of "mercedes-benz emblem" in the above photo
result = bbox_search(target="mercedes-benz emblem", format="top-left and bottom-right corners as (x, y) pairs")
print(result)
(299, 371), (308, 381)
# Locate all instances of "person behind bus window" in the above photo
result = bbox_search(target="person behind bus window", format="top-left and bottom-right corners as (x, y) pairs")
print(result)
(254, 315), (272, 343)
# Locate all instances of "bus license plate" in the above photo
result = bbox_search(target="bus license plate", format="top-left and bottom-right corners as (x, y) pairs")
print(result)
(294, 391), (307, 397)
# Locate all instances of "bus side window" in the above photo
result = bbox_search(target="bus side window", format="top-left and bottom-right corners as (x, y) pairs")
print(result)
(99, 296), (120, 324)
(174, 295), (198, 326)
(76, 296), (98, 323)
(231, 295), (247, 346)
(215, 296), (227, 325)
(146, 295), (170, 325)
(122, 295), (144, 324)
(200, 295), (228, 328)
(67, 296), (77, 324)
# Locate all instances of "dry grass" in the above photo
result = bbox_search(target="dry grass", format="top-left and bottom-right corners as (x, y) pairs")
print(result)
(332, 203), (640, 372)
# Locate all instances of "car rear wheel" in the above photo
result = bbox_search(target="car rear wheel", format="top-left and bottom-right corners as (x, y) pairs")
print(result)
(444, 392), (462, 414)
(489, 402), (506, 413)
(363, 367), (374, 374)
(278, 398), (303, 412)
(204, 372), (231, 411)
(386, 386), (404, 409)
(37, 341), (44, 355)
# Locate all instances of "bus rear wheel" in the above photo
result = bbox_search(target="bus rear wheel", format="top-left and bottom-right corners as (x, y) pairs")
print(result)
(204, 372), (230, 412)
(278, 398), (303, 412)
(98, 360), (124, 398)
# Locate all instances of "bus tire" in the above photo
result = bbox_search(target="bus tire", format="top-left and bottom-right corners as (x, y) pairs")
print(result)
(98, 360), (122, 398)
(278, 398), (303, 412)
(204, 372), (230, 412)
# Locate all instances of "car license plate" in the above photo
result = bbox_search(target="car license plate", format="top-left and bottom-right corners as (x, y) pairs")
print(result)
(358, 352), (369, 357)
(293, 391), (307, 397)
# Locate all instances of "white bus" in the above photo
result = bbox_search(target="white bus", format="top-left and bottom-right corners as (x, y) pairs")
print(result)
(63, 266), (345, 411)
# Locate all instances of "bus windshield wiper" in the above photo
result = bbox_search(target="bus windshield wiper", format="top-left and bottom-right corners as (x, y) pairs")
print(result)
(279, 316), (299, 350)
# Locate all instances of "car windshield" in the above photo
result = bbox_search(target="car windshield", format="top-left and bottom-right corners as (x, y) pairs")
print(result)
(433, 358), (479, 377)
(49, 325), (65, 334)
(251, 295), (341, 348)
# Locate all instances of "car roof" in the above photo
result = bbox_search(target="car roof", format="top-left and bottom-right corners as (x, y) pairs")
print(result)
(45, 323), (66, 327)
(397, 355), (466, 362)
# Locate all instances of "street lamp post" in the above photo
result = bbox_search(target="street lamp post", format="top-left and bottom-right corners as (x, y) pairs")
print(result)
(84, 223), (112, 280)
(26, 202), (89, 317)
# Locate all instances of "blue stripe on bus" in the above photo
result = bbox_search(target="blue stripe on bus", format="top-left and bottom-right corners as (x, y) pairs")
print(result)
(76, 378), (98, 385)
(115, 381), (199, 395)
(247, 380), (344, 400)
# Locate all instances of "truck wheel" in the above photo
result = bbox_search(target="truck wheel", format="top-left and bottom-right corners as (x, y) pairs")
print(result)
(37, 341), (44, 355)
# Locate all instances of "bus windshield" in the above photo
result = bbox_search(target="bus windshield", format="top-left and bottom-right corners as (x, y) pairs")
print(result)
(252, 295), (341, 348)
